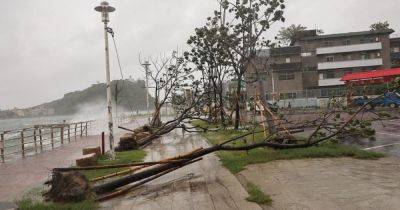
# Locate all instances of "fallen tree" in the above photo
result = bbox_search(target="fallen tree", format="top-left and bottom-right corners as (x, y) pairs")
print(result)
(44, 97), (381, 203)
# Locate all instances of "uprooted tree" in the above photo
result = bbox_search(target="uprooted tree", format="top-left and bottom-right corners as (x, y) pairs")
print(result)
(45, 96), (381, 202)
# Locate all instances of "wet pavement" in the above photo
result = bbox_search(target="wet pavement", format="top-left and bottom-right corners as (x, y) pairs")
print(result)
(0, 133), (108, 203)
(101, 131), (260, 210)
(0, 119), (147, 204)
(340, 119), (400, 157)
(240, 157), (400, 210)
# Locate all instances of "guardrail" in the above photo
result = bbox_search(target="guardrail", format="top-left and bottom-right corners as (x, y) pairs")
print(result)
(0, 121), (91, 163)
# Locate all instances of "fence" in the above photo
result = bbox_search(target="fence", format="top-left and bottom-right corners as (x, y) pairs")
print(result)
(0, 121), (91, 163)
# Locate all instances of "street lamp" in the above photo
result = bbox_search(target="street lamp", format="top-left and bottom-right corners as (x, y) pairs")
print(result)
(95, 1), (116, 158)
(142, 61), (151, 124)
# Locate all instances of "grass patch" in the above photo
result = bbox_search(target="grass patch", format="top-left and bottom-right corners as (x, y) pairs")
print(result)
(245, 182), (272, 205)
(216, 145), (384, 174)
(16, 188), (97, 210)
(17, 198), (97, 210)
(194, 121), (384, 174)
(83, 150), (146, 180)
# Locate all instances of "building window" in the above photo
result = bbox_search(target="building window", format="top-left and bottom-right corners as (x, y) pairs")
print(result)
(343, 39), (351, 45)
(301, 52), (312, 57)
(326, 56), (334, 62)
(361, 53), (370, 60)
(392, 47), (400, 53)
(280, 92), (297, 99)
(343, 54), (352, 60)
(278, 72), (295, 80)
(376, 52), (381, 57)
(324, 41), (333, 46)
(285, 57), (291, 63)
(324, 72), (336, 79)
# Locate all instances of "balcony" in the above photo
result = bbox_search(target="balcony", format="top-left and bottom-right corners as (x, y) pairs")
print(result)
(318, 58), (382, 70)
(318, 78), (345, 87)
(317, 42), (382, 55)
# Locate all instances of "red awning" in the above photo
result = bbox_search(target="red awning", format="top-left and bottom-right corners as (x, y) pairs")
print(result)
(341, 68), (400, 82)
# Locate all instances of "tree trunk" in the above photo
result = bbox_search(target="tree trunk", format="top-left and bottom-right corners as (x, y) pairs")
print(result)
(234, 75), (242, 130)
(218, 85), (225, 125)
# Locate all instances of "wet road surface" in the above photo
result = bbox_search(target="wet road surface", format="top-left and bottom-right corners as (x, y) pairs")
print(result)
(101, 131), (260, 210)
(342, 119), (400, 157)
(240, 157), (400, 210)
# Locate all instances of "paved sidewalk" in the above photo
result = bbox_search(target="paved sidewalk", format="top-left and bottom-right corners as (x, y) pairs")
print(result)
(101, 131), (261, 210)
(0, 133), (109, 202)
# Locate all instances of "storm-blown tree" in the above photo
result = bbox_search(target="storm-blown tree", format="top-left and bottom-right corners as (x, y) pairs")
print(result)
(216, 0), (286, 130)
(185, 15), (231, 125)
(370, 21), (391, 31)
(141, 53), (192, 128)
(276, 24), (324, 46)
(276, 24), (307, 46)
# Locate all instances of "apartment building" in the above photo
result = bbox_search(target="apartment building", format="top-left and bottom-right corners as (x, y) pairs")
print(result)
(246, 46), (305, 100)
(297, 29), (393, 88)
(246, 29), (395, 100)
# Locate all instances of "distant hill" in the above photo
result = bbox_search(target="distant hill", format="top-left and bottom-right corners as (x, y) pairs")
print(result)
(0, 80), (153, 118)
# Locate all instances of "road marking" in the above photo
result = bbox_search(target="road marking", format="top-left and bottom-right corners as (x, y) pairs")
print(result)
(376, 132), (400, 137)
(364, 143), (400, 150)
(377, 131), (400, 136)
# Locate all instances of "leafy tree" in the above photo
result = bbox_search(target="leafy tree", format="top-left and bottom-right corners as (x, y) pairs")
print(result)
(185, 15), (230, 125)
(370, 21), (391, 31)
(276, 24), (324, 46)
(276, 24), (307, 46)
(216, 0), (286, 130)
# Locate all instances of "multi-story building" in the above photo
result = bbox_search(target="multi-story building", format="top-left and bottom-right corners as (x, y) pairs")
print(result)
(297, 29), (393, 88)
(246, 47), (303, 100)
(246, 29), (396, 101)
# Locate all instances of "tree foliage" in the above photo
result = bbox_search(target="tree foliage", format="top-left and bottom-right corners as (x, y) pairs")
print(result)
(190, 0), (287, 129)
(276, 24), (323, 46)
(370, 21), (391, 31)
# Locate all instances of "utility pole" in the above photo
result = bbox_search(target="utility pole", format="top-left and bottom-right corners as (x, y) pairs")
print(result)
(95, 1), (116, 158)
(142, 61), (151, 124)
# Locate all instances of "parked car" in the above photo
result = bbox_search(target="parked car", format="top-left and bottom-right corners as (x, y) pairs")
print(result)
(353, 92), (400, 108)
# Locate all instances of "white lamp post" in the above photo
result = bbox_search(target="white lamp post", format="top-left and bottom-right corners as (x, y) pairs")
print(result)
(95, 1), (116, 158)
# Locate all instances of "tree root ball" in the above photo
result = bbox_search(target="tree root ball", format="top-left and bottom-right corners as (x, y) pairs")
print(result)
(43, 171), (91, 203)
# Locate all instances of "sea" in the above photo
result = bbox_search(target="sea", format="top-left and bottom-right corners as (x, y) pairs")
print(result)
(0, 115), (78, 133)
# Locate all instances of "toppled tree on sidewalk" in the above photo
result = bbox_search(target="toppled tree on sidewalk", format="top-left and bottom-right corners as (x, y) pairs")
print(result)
(44, 96), (381, 203)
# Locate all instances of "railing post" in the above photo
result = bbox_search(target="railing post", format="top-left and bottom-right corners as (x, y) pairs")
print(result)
(39, 127), (43, 151)
(85, 122), (88, 136)
(21, 129), (25, 158)
(101, 132), (105, 155)
(0, 132), (5, 163)
(74, 123), (78, 140)
(33, 128), (38, 154)
(68, 125), (71, 142)
(60, 126), (64, 145)
(51, 126), (54, 149)
(80, 122), (83, 137)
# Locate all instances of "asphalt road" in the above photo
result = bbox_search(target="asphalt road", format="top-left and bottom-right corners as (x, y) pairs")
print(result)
(341, 119), (400, 157)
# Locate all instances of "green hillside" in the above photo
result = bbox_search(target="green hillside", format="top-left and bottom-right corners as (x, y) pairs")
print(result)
(45, 79), (153, 115)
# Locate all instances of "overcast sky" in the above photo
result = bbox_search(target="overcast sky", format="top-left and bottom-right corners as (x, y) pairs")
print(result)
(1, 0), (399, 110)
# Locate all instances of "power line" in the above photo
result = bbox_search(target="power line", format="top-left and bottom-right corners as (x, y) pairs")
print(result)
(107, 27), (141, 127)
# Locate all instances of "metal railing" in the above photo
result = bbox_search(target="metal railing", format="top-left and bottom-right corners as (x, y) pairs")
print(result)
(0, 121), (91, 163)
